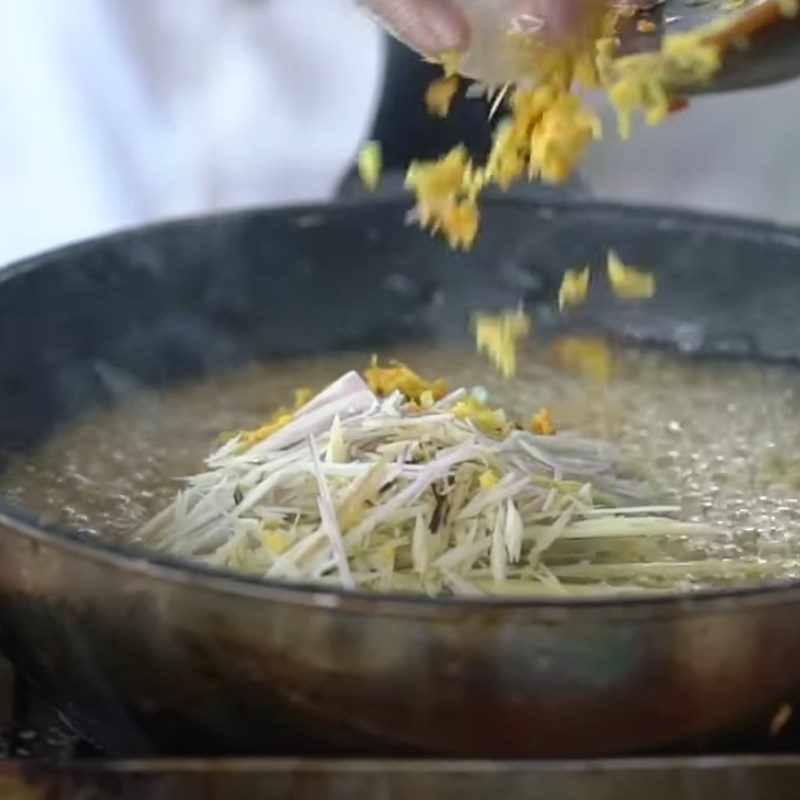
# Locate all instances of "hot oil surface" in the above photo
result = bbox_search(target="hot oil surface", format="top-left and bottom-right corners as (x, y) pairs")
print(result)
(2, 343), (800, 590)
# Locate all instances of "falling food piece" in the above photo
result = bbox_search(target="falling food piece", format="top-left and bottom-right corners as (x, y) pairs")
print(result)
(426, 75), (460, 118)
(559, 266), (591, 311)
(607, 250), (657, 299)
(521, 90), (603, 184)
(531, 408), (556, 436)
(405, 146), (484, 250)
(364, 358), (447, 403)
(401, 3), (736, 249)
(434, 50), (463, 78)
(358, 141), (382, 191)
(407, 36), (606, 247)
(441, 199), (480, 249)
(553, 336), (615, 385)
(474, 309), (532, 379)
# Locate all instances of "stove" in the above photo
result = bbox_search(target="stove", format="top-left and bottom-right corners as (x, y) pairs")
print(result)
(4, 653), (800, 799)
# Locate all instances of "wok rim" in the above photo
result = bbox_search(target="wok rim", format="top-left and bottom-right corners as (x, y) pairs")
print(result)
(3, 196), (800, 620)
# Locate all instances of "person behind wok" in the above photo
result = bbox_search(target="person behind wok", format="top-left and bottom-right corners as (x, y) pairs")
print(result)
(0, 0), (798, 267)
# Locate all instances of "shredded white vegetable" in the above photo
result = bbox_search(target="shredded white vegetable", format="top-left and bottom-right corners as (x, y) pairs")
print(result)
(140, 371), (797, 596)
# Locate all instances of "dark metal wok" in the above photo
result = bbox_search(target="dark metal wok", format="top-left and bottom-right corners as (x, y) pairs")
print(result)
(2, 195), (800, 758)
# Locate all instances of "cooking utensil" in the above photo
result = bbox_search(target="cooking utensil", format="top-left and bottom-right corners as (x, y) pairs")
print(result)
(451, 0), (800, 93)
(633, 0), (800, 94)
(2, 196), (800, 757)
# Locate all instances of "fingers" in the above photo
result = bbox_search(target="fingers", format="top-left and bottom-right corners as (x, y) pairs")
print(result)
(501, 0), (621, 39)
(503, 1), (654, 37)
(360, 0), (470, 56)
(503, 0), (583, 39)
(360, 0), (652, 61)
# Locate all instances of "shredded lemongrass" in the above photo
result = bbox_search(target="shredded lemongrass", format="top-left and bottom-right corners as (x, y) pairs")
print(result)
(139, 367), (797, 596)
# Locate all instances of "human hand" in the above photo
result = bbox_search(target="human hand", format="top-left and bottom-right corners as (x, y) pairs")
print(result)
(359, 1), (647, 57)
(357, 0), (470, 56)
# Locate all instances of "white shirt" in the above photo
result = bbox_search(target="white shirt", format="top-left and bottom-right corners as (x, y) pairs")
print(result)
(1, 1), (798, 268)
(0, 0), (385, 265)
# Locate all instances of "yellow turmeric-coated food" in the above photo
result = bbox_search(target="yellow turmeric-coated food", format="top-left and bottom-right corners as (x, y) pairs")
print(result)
(238, 387), (314, 452)
(358, 141), (383, 191)
(479, 469), (500, 489)
(404, 146), (483, 249)
(406, 7), (727, 248)
(604, 31), (721, 139)
(452, 395), (512, 438)
(432, 49), (463, 78)
(262, 530), (292, 556)
(364, 359), (448, 403)
(607, 250), (656, 299)
(531, 407), (557, 436)
(474, 309), (532, 379)
(426, 74), (460, 118)
(553, 336), (616, 385)
(559, 266), (591, 311)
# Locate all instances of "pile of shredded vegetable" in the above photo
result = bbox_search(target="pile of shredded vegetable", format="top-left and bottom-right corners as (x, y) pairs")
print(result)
(140, 364), (749, 597)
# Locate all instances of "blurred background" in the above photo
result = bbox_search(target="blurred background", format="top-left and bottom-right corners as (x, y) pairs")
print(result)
(1, 0), (800, 267)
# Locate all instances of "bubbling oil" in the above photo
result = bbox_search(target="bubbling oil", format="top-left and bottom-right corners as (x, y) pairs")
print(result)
(3, 342), (800, 592)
